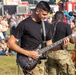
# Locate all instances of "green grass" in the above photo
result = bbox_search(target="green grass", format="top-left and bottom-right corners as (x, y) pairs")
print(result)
(68, 43), (75, 51)
(0, 43), (75, 75)
(0, 56), (24, 75)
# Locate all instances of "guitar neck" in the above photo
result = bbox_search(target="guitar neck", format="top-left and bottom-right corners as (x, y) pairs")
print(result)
(38, 34), (74, 54)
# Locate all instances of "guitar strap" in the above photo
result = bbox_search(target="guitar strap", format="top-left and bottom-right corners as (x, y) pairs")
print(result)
(40, 21), (47, 59)
(42, 21), (46, 44)
(52, 22), (58, 41)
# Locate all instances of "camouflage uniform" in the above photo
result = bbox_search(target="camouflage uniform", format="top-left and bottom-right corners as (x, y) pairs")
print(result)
(45, 50), (75, 75)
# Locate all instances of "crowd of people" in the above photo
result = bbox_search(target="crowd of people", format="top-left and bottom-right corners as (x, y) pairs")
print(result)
(0, 1), (76, 75)
(0, 13), (26, 56)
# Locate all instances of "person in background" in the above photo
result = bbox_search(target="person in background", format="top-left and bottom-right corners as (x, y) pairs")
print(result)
(1, 16), (9, 40)
(0, 18), (5, 42)
(63, 15), (68, 24)
(0, 39), (9, 56)
(45, 11), (76, 75)
(9, 17), (17, 35)
(8, 1), (70, 75)
(63, 10), (72, 25)
(0, 16), (9, 56)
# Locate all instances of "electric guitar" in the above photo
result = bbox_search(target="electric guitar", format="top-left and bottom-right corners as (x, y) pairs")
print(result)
(17, 32), (76, 71)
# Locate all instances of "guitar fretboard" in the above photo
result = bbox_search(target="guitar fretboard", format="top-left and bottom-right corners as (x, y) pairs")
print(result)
(38, 33), (76, 54)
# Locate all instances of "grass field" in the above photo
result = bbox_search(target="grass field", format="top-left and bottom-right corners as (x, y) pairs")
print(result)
(0, 43), (75, 75)
(0, 56), (24, 75)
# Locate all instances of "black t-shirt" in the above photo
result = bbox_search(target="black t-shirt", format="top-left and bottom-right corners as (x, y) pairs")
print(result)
(12, 16), (52, 50)
(50, 22), (72, 42)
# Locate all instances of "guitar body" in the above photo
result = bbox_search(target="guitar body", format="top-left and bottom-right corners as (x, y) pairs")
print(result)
(17, 54), (40, 71)
(17, 44), (42, 71)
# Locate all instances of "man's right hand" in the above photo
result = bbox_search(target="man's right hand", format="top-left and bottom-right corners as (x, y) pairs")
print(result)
(27, 50), (40, 59)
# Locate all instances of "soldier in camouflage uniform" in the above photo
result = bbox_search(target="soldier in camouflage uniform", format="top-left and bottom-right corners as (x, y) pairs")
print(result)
(45, 11), (76, 75)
